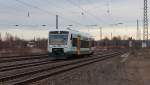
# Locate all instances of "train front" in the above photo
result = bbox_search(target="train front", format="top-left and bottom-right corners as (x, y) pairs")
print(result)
(48, 30), (70, 59)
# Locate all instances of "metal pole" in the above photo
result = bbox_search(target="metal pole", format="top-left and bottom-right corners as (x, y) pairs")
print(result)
(56, 15), (58, 29)
(100, 27), (102, 40)
(137, 20), (139, 40)
(143, 0), (148, 43)
(111, 32), (112, 40)
(88, 26), (90, 33)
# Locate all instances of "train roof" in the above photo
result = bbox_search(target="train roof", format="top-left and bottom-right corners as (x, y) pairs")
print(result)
(49, 28), (94, 39)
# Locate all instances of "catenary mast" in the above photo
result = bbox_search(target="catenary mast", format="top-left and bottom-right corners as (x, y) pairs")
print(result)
(143, 0), (149, 43)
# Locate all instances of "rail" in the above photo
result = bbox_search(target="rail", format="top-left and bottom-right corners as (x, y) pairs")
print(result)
(0, 50), (126, 85)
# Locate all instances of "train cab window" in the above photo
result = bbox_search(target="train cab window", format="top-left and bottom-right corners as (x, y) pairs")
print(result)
(72, 38), (77, 47)
(49, 31), (69, 45)
(50, 31), (69, 34)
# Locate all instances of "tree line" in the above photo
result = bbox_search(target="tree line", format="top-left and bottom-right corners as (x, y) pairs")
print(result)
(0, 32), (47, 51)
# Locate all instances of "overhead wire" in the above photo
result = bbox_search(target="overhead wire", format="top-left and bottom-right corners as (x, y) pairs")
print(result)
(1, 0), (114, 28)
(45, 0), (84, 15)
(15, 0), (85, 27)
(45, 0), (66, 12)
(1, 0), (104, 27)
(106, 0), (110, 14)
(0, 1), (27, 17)
(106, 0), (122, 25)
(35, 0), (99, 26)
(0, 23), (47, 27)
(65, 0), (107, 25)
(44, 0), (94, 25)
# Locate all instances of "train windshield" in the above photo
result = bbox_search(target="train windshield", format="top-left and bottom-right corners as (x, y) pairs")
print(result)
(49, 31), (69, 45)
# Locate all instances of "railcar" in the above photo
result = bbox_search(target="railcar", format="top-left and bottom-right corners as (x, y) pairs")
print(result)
(48, 29), (95, 59)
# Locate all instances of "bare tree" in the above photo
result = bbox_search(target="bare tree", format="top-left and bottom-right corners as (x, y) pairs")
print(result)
(0, 32), (48, 55)
(35, 38), (47, 50)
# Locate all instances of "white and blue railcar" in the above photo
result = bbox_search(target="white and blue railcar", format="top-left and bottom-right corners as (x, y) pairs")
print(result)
(48, 29), (95, 59)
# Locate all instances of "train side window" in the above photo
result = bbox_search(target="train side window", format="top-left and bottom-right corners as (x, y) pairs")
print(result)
(92, 41), (95, 47)
(70, 34), (72, 40)
(81, 40), (89, 48)
(72, 38), (77, 47)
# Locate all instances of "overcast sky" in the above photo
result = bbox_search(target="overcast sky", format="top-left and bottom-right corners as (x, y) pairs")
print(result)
(0, 0), (149, 40)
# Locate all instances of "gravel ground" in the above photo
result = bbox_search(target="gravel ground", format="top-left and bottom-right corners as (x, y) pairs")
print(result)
(29, 53), (131, 85)
(124, 49), (150, 85)
(1, 49), (149, 85)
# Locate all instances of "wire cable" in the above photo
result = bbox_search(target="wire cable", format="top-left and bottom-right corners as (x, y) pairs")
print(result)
(15, 0), (85, 26)
(66, 0), (107, 24)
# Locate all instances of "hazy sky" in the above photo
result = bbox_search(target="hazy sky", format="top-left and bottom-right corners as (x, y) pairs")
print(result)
(0, 0), (149, 40)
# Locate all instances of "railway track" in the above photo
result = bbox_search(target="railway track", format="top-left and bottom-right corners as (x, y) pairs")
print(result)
(0, 59), (57, 72)
(0, 50), (114, 72)
(0, 53), (47, 58)
(0, 50), (126, 85)
(0, 54), (48, 63)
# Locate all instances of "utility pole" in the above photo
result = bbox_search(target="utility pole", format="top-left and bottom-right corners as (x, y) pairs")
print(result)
(111, 32), (112, 40)
(56, 15), (58, 29)
(143, 0), (148, 43)
(137, 20), (140, 40)
(99, 27), (102, 40)
(88, 26), (90, 33)
(0, 33), (1, 41)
